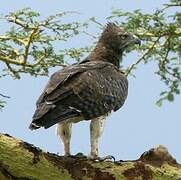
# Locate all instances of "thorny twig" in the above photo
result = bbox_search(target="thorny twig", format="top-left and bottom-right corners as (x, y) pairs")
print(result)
(82, 31), (97, 39)
(125, 37), (161, 77)
(0, 93), (10, 99)
(5, 63), (20, 79)
(23, 27), (39, 64)
(162, 2), (181, 11)
(159, 37), (181, 80)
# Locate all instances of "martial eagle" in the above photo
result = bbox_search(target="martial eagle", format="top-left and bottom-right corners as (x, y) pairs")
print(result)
(29, 23), (140, 159)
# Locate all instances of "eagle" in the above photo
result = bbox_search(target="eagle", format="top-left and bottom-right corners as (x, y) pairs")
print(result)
(29, 23), (140, 159)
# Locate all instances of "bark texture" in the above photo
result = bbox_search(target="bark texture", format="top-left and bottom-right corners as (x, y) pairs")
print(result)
(0, 133), (181, 180)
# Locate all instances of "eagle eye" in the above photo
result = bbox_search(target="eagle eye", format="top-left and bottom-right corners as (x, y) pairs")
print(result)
(120, 34), (128, 40)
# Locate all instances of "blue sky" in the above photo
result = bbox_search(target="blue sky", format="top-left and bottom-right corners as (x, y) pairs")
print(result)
(1, 0), (181, 162)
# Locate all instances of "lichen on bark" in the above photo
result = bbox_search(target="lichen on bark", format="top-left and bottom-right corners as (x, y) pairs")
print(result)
(0, 133), (181, 180)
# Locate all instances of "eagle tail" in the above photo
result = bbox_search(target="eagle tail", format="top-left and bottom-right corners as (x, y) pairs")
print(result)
(29, 104), (81, 130)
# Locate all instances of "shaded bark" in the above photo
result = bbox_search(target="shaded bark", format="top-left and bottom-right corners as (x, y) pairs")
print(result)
(0, 133), (181, 180)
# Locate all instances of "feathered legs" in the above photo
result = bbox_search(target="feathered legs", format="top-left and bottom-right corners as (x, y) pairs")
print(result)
(56, 122), (72, 156)
(90, 116), (106, 158)
(56, 116), (107, 159)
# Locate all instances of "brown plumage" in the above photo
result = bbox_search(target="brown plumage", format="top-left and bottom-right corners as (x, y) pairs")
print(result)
(29, 23), (140, 158)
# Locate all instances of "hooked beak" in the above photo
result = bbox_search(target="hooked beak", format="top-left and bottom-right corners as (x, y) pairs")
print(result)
(119, 35), (141, 51)
(134, 38), (141, 46)
(132, 36), (141, 46)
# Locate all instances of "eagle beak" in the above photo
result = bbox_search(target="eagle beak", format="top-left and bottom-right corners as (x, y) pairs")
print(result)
(132, 36), (141, 46)
(134, 38), (141, 46)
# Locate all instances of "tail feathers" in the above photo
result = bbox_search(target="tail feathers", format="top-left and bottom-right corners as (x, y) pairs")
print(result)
(29, 122), (41, 130)
(32, 103), (56, 120)
(29, 106), (81, 130)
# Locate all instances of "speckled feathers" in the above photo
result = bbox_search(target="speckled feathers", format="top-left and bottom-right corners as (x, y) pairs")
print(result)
(29, 23), (138, 130)
(30, 61), (128, 129)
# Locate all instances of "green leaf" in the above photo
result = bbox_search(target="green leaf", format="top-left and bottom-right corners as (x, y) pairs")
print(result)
(156, 99), (163, 107)
(167, 93), (174, 102)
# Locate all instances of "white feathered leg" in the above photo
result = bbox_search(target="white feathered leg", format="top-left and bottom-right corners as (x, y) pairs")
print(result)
(90, 116), (106, 158)
(56, 122), (72, 156)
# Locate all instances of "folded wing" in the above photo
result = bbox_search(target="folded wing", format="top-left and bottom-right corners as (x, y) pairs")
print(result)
(29, 61), (128, 129)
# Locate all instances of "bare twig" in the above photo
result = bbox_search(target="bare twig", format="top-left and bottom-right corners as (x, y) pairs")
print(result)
(161, 37), (171, 67)
(158, 36), (181, 80)
(23, 28), (39, 64)
(6, 16), (28, 29)
(17, 70), (48, 76)
(0, 93), (10, 98)
(89, 17), (103, 27)
(5, 63), (20, 79)
(82, 31), (97, 39)
(163, 3), (181, 11)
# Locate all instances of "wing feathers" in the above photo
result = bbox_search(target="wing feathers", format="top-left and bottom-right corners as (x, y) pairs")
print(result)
(30, 104), (82, 129)
(30, 61), (128, 130)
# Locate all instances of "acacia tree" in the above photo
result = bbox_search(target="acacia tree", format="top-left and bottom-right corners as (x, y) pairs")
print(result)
(0, 0), (180, 109)
(108, 0), (181, 106)
(0, 8), (90, 109)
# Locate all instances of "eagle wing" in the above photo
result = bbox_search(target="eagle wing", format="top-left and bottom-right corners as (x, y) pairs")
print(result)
(36, 61), (109, 105)
(30, 61), (128, 129)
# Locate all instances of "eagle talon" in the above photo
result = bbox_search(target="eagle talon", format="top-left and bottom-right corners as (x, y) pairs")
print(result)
(75, 152), (86, 158)
(98, 155), (116, 162)
(87, 155), (115, 162)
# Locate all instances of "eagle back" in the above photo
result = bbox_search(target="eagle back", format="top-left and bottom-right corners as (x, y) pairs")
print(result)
(70, 65), (128, 118)
(36, 61), (116, 105)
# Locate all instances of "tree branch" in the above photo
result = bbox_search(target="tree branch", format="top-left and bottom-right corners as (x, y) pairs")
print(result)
(0, 93), (10, 99)
(125, 37), (161, 76)
(0, 55), (24, 66)
(0, 35), (26, 45)
(23, 28), (39, 64)
(6, 15), (28, 29)
(82, 31), (97, 39)
(163, 2), (181, 11)
(0, 133), (181, 180)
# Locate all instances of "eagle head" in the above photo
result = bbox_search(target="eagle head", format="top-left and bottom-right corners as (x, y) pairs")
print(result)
(100, 22), (141, 52)
(87, 22), (141, 68)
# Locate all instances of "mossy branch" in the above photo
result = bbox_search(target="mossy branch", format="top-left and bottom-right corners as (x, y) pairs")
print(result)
(1, 133), (181, 180)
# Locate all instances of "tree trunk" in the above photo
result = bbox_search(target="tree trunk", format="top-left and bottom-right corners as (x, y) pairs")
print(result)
(0, 133), (181, 180)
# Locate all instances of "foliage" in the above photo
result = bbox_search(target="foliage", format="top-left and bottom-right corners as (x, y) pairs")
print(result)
(0, 8), (90, 109)
(108, 0), (181, 105)
(0, 8), (88, 79)
(0, 99), (6, 110)
(0, 0), (181, 109)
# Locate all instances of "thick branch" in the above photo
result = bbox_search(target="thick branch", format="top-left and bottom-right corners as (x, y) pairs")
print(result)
(0, 35), (26, 45)
(1, 133), (181, 180)
(0, 55), (24, 66)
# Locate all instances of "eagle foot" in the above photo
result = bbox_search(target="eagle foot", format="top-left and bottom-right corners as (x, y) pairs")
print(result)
(75, 152), (87, 158)
(88, 155), (115, 162)
(98, 155), (116, 162)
